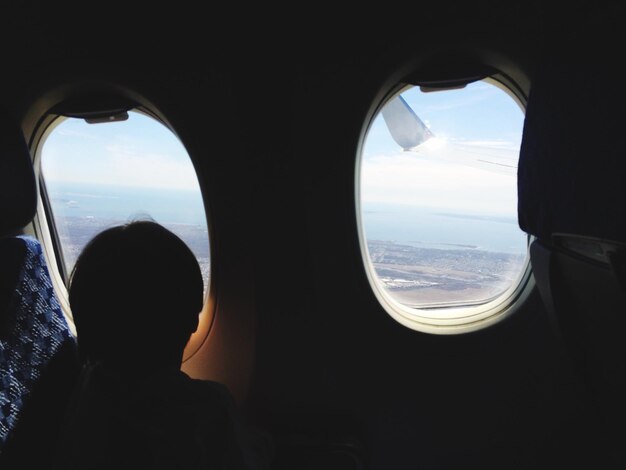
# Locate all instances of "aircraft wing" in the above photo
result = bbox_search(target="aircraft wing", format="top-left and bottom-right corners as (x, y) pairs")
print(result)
(381, 95), (433, 149)
(381, 95), (518, 176)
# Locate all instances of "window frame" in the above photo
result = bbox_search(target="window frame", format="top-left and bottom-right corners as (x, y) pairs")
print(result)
(30, 105), (216, 358)
(355, 74), (534, 334)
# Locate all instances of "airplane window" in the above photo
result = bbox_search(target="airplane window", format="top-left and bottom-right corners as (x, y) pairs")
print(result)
(357, 79), (530, 333)
(39, 110), (210, 294)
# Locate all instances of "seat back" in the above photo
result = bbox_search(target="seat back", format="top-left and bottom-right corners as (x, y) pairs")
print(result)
(0, 236), (75, 446)
(518, 31), (626, 466)
(0, 111), (77, 461)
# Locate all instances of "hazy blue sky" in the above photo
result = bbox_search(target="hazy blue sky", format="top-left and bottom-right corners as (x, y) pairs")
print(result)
(360, 80), (524, 216)
(41, 111), (201, 191)
(41, 81), (524, 220)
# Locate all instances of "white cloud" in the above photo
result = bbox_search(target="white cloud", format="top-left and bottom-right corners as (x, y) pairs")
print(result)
(454, 139), (520, 150)
(360, 150), (517, 215)
(103, 143), (200, 190)
(56, 128), (100, 140)
(41, 111), (201, 191)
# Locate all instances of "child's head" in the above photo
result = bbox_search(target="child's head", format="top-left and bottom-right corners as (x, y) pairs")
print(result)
(69, 220), (204, 368)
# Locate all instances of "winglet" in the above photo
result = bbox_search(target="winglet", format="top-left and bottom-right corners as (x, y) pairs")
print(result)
(381, 95), (433, 150)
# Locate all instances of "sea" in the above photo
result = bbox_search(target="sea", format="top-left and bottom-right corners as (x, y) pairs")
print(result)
(45, 182), (208, 227)
(44, 182), (527, 267)
(44, 182), (211, 290)
(361, 202), (527, 255)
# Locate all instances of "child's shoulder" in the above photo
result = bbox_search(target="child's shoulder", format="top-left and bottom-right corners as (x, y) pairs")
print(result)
(178, 372), (237, 407)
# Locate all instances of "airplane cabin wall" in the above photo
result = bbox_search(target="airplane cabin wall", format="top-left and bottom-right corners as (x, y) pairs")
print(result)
(0, 3), (610, 469)
(237, 32), (596, 469)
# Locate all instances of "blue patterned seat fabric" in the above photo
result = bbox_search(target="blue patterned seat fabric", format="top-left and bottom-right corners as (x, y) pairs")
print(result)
(0, 235), (75, 449)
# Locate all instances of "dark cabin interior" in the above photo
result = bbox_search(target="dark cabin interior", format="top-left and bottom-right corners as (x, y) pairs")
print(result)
(1, 2), (625, 469)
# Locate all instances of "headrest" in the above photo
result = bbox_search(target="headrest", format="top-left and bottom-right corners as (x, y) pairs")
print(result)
(0, 113), (36, 237)
(0, 235), (75, 448)
(518, 38), (626, 244)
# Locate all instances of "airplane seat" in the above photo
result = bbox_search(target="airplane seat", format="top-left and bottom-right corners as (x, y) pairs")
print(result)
(265, 413), (366, 470)
(0, 112), (79, 466)
(518, 41), (626, 466)
(271, 433), (366, 470)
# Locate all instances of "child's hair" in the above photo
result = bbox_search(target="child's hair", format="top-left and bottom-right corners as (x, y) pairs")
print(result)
(68, 220), (204, 366)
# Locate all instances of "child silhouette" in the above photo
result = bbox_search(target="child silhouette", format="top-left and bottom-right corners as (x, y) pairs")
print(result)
(61, 220), (259, 470)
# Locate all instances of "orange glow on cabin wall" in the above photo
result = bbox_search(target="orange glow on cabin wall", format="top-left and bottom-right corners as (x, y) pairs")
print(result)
(181, 284), (256, 406)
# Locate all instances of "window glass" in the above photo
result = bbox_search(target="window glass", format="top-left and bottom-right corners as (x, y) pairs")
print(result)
(40, 110), (210, 293)
(359, 80), (527, 313)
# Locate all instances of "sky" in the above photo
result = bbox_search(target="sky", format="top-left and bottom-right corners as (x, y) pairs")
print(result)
(41, 81), (524, 219)
(360, 80), (525, 216)
(41, 111), (201, 191)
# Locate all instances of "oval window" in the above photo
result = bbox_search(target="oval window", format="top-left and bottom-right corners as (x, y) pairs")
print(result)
(357, 78), (530, 333)
(37, 108), (212, 358)
(39, 110), (210, 292)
